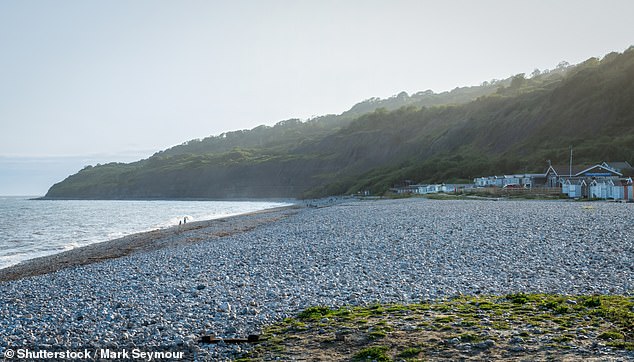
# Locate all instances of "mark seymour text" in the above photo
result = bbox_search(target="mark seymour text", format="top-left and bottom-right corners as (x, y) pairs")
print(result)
(100, 348), (185, 360)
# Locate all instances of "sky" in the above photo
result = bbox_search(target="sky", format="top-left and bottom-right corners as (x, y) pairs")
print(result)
(1, 0), (633, 195)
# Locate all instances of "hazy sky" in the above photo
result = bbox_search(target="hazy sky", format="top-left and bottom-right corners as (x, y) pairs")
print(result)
(1, 0), (633, 194)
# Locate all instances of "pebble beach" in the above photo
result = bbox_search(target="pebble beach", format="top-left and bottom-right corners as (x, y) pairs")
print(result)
(1, 198), (633, 360)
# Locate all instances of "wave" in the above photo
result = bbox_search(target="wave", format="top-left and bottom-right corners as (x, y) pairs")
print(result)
(0, 199), (291, 270)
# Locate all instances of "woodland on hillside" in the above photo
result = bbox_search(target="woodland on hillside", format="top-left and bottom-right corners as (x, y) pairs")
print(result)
(46, 47), (634, 199)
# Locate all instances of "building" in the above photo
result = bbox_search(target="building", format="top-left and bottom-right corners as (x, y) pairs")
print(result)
(548, 162), (631, 198)
(474, 161), (633, 200)
(473, 174), (544, 188)
(390, 183), (473, 195)
(588, 178), (633, 200)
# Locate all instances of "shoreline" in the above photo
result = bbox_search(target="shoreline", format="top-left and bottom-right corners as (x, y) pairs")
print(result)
(1, 198), (632, 360)
(0, 204), (299, 283)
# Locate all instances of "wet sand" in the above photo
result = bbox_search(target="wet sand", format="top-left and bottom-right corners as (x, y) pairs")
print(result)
(0, 205), (299, 283)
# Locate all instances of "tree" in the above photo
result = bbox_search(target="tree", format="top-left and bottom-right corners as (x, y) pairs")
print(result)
(557, 61), (570, 70)
(509, 73), (526, 90)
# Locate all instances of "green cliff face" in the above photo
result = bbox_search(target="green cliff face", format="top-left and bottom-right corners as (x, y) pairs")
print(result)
(46, 48), (634, 199)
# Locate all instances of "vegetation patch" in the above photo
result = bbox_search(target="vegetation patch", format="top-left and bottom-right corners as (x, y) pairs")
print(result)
(396, 346), (422, 359)
(297, 306), (333, 321)
(599, 330), (625, 341)
(352, 346), (391, 361)
(240, 294), (634, 361)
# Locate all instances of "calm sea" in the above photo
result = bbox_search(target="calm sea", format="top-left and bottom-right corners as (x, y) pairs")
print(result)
(0, 197), (291, 270)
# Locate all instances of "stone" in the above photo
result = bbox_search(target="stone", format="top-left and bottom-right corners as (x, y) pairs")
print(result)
(474, 339), (495, 349)
(508, 345), (526, 352)
(510, 336), (524, 344)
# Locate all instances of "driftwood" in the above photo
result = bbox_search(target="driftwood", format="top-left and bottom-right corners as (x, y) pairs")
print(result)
(200, 334), (260, 344)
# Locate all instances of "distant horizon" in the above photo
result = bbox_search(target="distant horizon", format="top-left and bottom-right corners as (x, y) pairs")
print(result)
(0, 195), (42, 198)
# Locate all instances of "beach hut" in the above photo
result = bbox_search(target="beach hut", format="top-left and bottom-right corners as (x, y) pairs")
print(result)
(562, 179), (582, 198)
(589, 180), (615, 199)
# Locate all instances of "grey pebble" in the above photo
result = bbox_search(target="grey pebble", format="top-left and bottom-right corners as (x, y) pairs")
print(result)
(1, 199), (633, 360)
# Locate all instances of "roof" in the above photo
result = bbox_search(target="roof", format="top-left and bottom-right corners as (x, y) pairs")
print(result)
(504, 173), (545, 178)
(603, 161), (632, 171)
(577, 164), (623, 177)
(546, 164), (594, 177)
(547, 163), (623, 177)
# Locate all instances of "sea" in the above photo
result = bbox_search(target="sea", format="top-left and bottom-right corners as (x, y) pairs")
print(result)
(0, 196), (292, 270)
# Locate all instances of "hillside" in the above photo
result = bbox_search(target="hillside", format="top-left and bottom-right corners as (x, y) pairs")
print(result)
(45, 48), (634, 199)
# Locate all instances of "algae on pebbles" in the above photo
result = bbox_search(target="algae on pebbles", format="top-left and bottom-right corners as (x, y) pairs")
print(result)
(247, 294), (634, 361)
